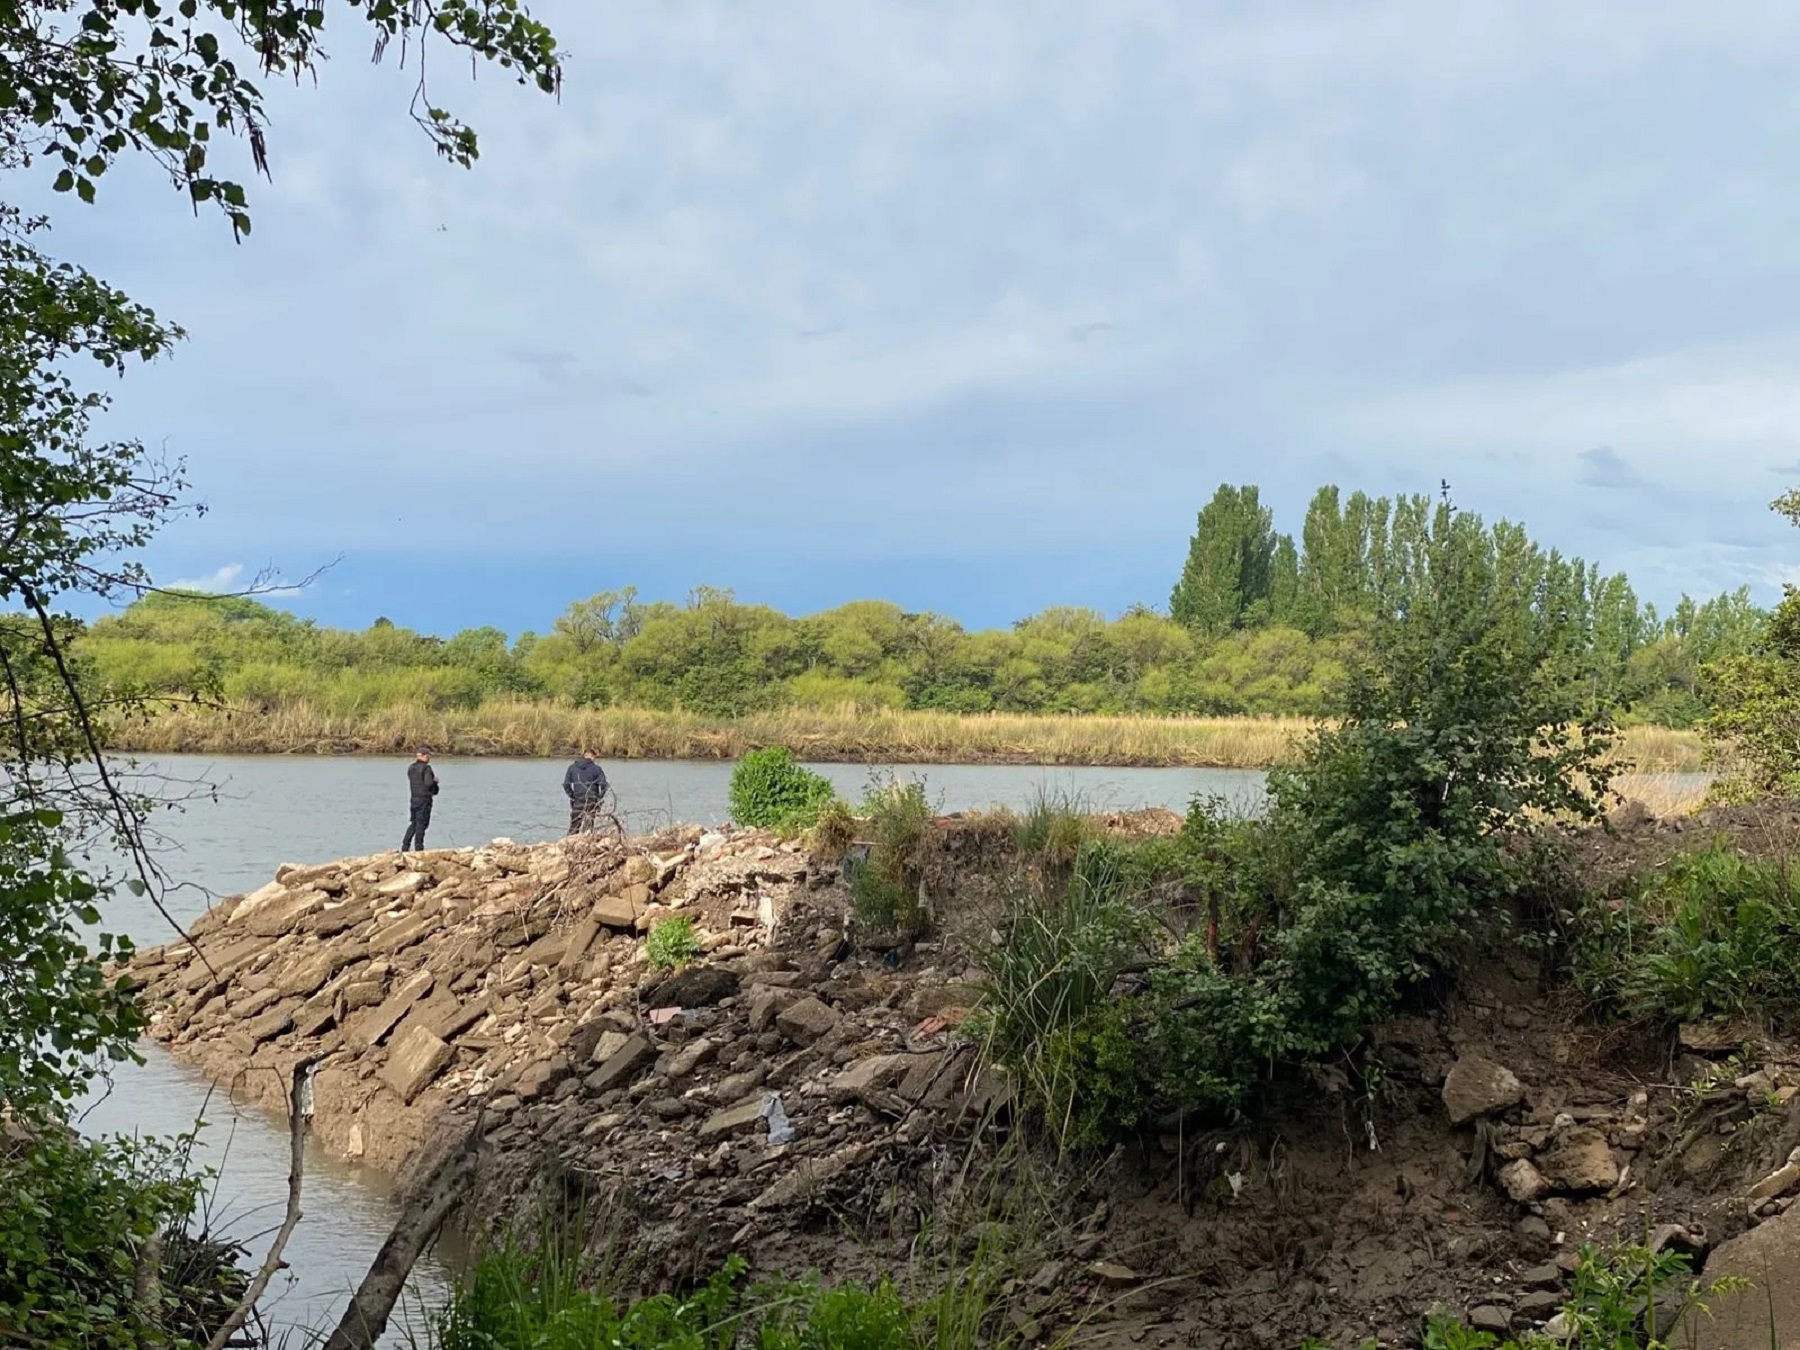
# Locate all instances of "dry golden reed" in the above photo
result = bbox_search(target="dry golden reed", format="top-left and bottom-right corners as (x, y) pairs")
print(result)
(106, 700), (1708, 772)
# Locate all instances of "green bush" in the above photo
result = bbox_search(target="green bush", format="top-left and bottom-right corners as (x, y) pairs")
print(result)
(645, 915), (702, 972)
(848, 774), (934, 939)
(1013, 788), (1091, 868)
(728, 747), (838, 831)
(1571, 841), (1800, 1026)
(0, 1127), (214, 1348)
(976, 502), (1620, 1143)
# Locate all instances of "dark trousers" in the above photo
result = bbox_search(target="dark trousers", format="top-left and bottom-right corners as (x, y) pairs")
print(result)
(402, 799), (432, 851)
(568, 796), (602, 835)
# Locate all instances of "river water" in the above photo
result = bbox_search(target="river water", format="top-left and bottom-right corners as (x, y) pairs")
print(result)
(77, 755), (1266, 1343)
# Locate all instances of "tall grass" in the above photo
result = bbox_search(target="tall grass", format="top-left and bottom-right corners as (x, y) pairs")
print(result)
(103, 699), (1707, 771)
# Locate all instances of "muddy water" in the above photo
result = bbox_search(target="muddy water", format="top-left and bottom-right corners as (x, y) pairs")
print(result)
(77, 755), (1268, 1343)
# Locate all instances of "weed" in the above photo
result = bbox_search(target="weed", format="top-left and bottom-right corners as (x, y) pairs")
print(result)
(728, 747), (838, 831)
(1014, 788), (1093, 868)
(849, 773), (935, 940)
(1571, 842), (1800, 1027)
(645, 915), (702, 972)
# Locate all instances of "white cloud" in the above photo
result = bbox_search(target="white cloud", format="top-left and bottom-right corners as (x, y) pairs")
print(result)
(163, 564), (244, 593)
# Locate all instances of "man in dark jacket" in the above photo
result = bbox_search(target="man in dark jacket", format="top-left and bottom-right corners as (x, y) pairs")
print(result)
(563, 749), (609, 834)
(403, 747), (439, 851)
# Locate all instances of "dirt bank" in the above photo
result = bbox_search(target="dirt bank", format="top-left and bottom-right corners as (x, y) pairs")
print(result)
(125, 807), (1800, 1348)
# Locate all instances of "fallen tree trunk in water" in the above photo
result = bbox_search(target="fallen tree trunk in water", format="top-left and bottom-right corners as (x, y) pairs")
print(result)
(321, 1127), (481, 1350)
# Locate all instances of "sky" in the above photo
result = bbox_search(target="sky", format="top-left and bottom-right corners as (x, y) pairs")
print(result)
(33, 0), (1800, 637)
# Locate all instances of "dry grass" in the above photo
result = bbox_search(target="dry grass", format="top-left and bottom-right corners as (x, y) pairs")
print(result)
(106, 700), (1712, 772)
(1610, 771), (1712, 818)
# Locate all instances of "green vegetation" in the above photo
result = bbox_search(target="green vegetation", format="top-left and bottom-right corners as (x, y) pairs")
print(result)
(429, 1247), (966, 1350)
(65, 484), (1761, 747)
(645, 915), (703, 973)
(1571, 842), (1800, 1028)
(976, 497), (1615, 1146)
(846, 774), (936, 940)
(1413, 1240), (1746, 1350)
(728, 747), (839, 831)
(0, 0), (563, 1341)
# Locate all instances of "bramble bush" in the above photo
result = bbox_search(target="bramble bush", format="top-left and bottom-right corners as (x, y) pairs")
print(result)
(728, 747), (838, 831)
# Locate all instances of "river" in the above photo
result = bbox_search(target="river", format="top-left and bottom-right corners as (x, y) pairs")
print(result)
(77, 755), (1267, 1343)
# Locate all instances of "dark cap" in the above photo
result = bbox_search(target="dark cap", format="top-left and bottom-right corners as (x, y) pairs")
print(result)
(417, 746), (432, 756)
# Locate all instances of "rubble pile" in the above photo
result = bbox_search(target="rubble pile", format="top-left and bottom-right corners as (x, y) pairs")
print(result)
(125, 826), (1006, 1263)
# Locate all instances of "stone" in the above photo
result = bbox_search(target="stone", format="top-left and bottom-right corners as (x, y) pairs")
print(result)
(374, 871), (430, 898)
(370, 911), (438, 955)
(245, 888), (327, 937)
(227, 880), (292, 927)
(1689, 1204), (1800, 1348)
(588, 1031), (631, 1066)
(556, 917), (601, 975)
(346, 968), (435, 1052)
(1443, 1054), (1527, 1126)
(243, 1005), (294, 1045)
(1747, 1150), (1800, 1202)
(1498, 1159), (1553, 1203)
(776, 996), (841, 1047)
(646, 966), (740, 1009)
(1469, 1307), (1512, 1334)
(699, 1095), (769, 1140)
(1679, 1020), (1753, 1054)
(1522, 1263), (1563, 1288)
(668, 1037), (717, 1081)
(380, 1026), (454, 1104)
(1089, 1263), (1140, 1288)
(620, 856), (656, 887)
(274, 949), (350, 998)
(585, 1034), (655, 1094)
(515, 1055), (571, 1100)
(307, 898), (374, 938)
(593, 894), (640, 929)
(1539, 1129), (1619, 1194)
(749, 985), (799, 1032)
(1513, 1292), (1564, 1324)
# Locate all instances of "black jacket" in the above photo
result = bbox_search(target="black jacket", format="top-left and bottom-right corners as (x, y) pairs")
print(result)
(408, 760), (439, 803)
(563, 758), (608, 801)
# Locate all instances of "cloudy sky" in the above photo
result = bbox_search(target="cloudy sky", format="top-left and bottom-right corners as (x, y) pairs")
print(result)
(38, 1), (1800, 635)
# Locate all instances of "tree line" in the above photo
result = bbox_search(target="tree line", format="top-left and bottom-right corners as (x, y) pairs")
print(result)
(75, 482), (1763, 727)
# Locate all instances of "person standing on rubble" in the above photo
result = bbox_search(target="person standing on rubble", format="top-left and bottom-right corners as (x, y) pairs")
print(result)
(402, 747), (439, 851)
(563, 748), (609, 835)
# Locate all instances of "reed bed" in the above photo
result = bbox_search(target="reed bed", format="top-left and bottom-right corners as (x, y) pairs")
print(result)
(106, 700), (1709, 772)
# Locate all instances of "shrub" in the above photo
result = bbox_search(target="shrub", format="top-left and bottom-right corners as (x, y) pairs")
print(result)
(848, 774), (934, 939)
(645, 915), (702, 972)
(1571, 842), (1800, 1026)
(728, 747), (838, 831)
(1013, 788), (1091, 869)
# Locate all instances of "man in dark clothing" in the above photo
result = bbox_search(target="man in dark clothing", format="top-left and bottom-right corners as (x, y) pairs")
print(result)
(563, 749), (609, 835)
(403, 747), (439, 851)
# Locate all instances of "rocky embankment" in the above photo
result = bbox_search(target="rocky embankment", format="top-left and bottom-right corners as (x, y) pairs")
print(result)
(126, 826), (1015, 1280)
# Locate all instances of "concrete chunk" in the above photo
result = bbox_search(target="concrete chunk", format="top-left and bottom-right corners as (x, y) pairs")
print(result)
(346, 968), (434, 1052)
(584, 1033), (655, 1094)
(700, 1095), (770, 1140)
(776, 996), (841, 1047)
(380, 1026), (454, 1104)
(1443, 1054), (1527, 1126)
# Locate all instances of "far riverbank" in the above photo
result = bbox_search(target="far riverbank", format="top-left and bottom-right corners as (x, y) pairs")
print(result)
(106, 701), (1709, 772)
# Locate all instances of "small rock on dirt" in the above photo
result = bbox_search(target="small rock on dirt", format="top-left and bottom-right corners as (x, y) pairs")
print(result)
(1538, 1128), (1619, 1194)
(645, 966), (740, 1009)
(776, 996), (841, 1046)
(381, 1026), (453, 1104)
(1443, 1054), (1527, 1125)
(1469, 1307), (1511, 1334)
(1089, 1263), (1139, 1288)
(1499, 1158), (1552, 1203)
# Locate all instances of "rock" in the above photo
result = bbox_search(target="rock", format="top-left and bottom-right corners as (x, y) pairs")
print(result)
(593, 894), (640, 929)
(556, 917), (601, 975)
(1443, 1054), (1527, 1125)
(274, 949), (350, 998)
(585, 1034), (655, 1094)
(369, 911), (438, 955)
(1521, 1263), (1563, 1289)
(668, 1038), (717, 1081)
(1469, 1307), (1512, 1334)
(1513, 1292), (1564, 1325)
(1690, 1204), (1800, 1348)
(374, 871), (430, 898)
(776, 996), (841, 1047)
(346, 968), (435, 1052)
(1499, 1159), (1553, 1203)
(699, 1095), (769, 1140)
(380, 1026), (454, 1104)
(515, 1055), (571, 1100)
(1679, 1020), (1753, 1055)
(244, 888), (327, 937)
(645, 966), (740, 1009)
(588, 1031), (631, 1066)
(1748, 1149), (1800, 1202)
(1649, 1223), (1708, 1256)
(1538, 1129), (1618, 1194)
(749, 985), (800, 1032)
(620, 856), (656, 887)
(227, 880), (292, 927)
(243, 1005), (294, 1046)
(1089, 1263), (1140, 1288)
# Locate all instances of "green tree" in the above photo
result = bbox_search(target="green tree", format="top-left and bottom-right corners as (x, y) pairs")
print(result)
(1169, 483), (1280, 635)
